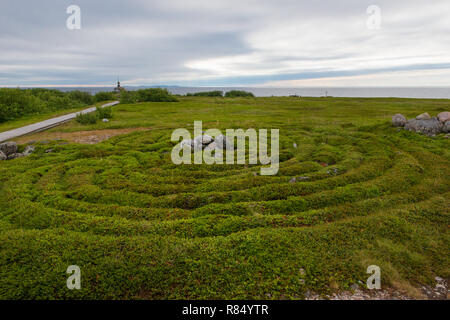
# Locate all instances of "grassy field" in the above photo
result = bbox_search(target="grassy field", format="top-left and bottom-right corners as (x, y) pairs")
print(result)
(0, 96), (449, 299)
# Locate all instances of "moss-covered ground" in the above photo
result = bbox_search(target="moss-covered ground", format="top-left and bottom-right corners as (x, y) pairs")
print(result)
(0, 96), (448, 299)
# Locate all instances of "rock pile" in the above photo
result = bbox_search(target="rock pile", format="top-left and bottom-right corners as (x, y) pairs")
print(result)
(0, 142), (35, 161)
(392, 111), (450, 136)
(180, 134), (233, 151)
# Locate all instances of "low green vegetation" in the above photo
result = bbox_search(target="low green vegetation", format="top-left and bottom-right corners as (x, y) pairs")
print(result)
(186, 90), (224, 97)
(0, 88), (115, 123)
(0, 96), (448, 299)
(94, 91), (116, 102)
(76, 106), (113, 125)
(184, 90), (255, 97)
(225, 90), (255, 97)
(119, 88), (178, 104)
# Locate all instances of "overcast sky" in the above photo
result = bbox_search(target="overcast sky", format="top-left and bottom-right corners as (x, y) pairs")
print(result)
(0, 0), (449, 87)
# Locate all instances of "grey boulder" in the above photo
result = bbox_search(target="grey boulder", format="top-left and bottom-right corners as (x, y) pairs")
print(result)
(404, 117), (443, 136)
(23, 145), (35, 155)
(193, 134), (213, 148)
(0, 141), (18, 156)
(392, 114), (406, 127)
(437, 111), (450, 123)
(0, 151), (6, 160)
(7, 153), (25, 160)
(443, 121), (450, 133)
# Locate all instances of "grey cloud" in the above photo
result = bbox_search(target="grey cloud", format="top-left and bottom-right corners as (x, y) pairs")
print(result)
(0, 0), (449, 86)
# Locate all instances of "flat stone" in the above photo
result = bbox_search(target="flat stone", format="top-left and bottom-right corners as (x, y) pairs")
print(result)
(437, 111), (450, 123)
(416, 112), (431, 120)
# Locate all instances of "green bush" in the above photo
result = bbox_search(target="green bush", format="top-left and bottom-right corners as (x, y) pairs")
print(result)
(224, 90), (255, 98)
(76, 112), (98, 125)
(94, 91), (116, 102)
(0, 89), (45, 122)
(187, 91), (223, 97)
(120, 88), (178, 104)
(0, 88), (115, 123)
(96, 106), (113, 119)
(119, 90), (136, 104)
(68, 90), (94, 105)
(136, 88), (178, 102)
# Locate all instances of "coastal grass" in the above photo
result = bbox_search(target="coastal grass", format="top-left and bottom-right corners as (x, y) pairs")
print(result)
(0, 96), (448, 299)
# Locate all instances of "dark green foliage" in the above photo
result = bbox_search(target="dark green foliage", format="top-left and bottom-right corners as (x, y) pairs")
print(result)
(120, 88), (178, 104)
(67, 90), (94, 105)
(0, 88), (113, 123)
(186, 91), (223, 97)
(224, 90), (255, 97)
(0, 88), (44, 122)
(94, 91), (116, 102)
(96, 106), (113, 119)
(75, 112), (98, 124)
(118, 90), (136, 104)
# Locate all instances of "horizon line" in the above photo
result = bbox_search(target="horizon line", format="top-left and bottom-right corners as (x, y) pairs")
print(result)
(1, 85), (450, 89)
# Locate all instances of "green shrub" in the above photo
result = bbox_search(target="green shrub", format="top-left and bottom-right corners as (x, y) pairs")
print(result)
(94, 91), (116, 102)
(96, 106), (113, 119)
(0, 88), (99, 123)
(224, 90), (254, 98)
(68, 90), (94, 104)
(187, 91), (223, 97)
(76, 112), (98, 124)
(119, 88), (178, 104)
(136, 88), (178, 102)
(119, 91), (136, 104)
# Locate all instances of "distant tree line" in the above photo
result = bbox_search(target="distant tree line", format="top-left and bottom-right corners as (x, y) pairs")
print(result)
(0, 88), (116, 123)
(186, 90), (224, 97)
(185, 90), (255, 97)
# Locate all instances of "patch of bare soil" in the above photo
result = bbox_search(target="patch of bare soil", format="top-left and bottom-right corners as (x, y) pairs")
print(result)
(14, 128), (149, 145)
